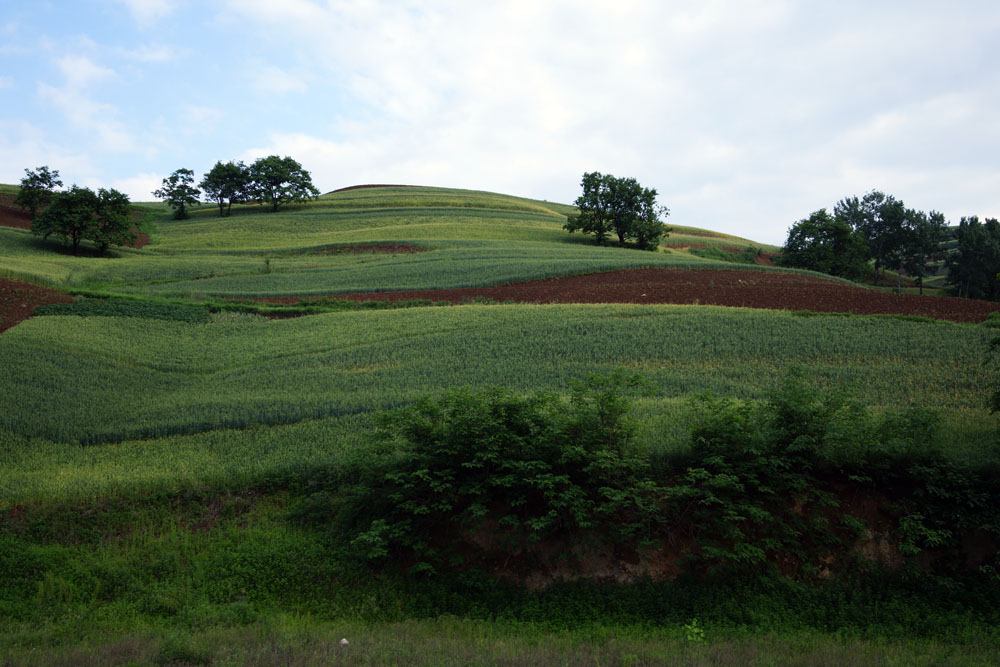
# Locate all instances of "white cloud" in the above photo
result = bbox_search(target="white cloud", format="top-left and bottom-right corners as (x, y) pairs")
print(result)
(37, 55), (136, 153)
(117, 0), (177, 27)
(0, 121), (100, 187)
(126, 44), (177, 62)
(183, 105), (224, 128)
(111, 172), (167, 202)
(252, 66), (308, 95)
(54, 55), (114, 88)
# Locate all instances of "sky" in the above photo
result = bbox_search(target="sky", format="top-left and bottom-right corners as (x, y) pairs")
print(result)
(1, 1), (998, 245)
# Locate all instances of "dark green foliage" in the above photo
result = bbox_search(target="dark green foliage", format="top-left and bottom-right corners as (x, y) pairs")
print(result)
(345, 372), (662, 573)
(779, 209), (869, 279)
(248, 155), (320, 212)
(834, 190), (906, 285)
(31, 185), (135, 255)
(34, 296), (211, 322)
(153, 168), (201, 220)
(690, 246), (762, 265)
(90, 187), (135, 254)
(200, 160), (252, 217)
(893, 209), (948, 294)
(946, 216), (1000, 300)
(14, 165), (62, 219)
(564, 172), (670, 250)
(337, 370), (1000, 582)
(673, 372), (1000, 575)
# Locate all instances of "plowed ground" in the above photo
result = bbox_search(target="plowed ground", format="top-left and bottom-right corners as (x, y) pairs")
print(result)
(273, 268), (998, 323)
(0, 278), (73, 333)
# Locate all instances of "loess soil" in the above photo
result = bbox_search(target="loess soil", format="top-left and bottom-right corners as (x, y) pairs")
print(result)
(275, 268), (998, 323)
(0, 278), (73, 333)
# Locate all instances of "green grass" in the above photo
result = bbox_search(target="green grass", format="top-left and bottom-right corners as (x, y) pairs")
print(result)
(2, 182), (997, 661)
(1, 186), (794, 299)
(0, 305), (991, 506)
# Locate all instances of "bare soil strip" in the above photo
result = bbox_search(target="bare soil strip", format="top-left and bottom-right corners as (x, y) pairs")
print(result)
(0, 278), (74, 333)
(268, 268), (998, 323)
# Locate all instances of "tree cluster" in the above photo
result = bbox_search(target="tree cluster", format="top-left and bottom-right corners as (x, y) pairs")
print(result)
(31, 184), (135, 256)
(781, 190), (949, 293)
(15, 165), (135, 256)
(153, 155), (319, 219)
(945, 216), (1000, 301)
(564, 172), (670, 251)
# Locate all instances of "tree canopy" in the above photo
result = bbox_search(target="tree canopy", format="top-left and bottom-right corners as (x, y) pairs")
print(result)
(15, 166), (63, 219)
(564, 172), (670, 250)
(153, 168), (201, 220)
(784, 190), (950, 292)
(248, 155), (319, 212)
(779, 209), (869, 280)
(946, 216), (1000, 300)
(31, 186), (135, 255)
(890, 209), (948, 294)
(200, 160), (251, 217)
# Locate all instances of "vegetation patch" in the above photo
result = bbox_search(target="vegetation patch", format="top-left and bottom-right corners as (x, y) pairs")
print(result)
(288, 243), (426, 255)
(334, 372), (1000, 585)
(33, 296), (211, 323)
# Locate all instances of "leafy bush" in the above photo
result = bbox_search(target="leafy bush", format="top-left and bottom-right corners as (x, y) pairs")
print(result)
(343, 372), (663, 574)
(335, 370), (1000, 580)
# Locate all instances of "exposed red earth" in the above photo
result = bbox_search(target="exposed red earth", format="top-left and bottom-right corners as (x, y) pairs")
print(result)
(265, 268), (999, 323)
(0, 195), (32, 230)
(0, 194), (149, 248)
(0, 278), (73, 333)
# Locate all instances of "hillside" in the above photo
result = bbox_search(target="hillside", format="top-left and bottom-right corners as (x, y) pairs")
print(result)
(2, 184), (1000, 663)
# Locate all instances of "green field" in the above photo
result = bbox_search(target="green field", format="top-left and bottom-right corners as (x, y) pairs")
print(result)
(0, 186), (780, 298)
(2, 185), (998, 663)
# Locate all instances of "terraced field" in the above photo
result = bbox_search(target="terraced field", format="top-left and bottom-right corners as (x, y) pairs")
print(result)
(2, 184), (998, 663)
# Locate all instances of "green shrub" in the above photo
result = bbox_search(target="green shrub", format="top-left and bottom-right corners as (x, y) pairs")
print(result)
(343, 372), (663, 574)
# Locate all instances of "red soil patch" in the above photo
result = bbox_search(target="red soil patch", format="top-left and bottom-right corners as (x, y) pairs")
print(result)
(0, 195), (149, 248)
(265, 268), (999, 323)
(0, 195), (32, 230)
(0, 278), (74, 333)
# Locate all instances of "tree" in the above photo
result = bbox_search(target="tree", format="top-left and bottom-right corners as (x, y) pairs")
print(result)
(31, 185), (135, 255)
(946, 216), (1000, 300)
(564, 172), (670, 250)
(779, 209), (870, 280)
(248, 155), (319, 212)
(834, 190), (907, 285)
(200, 160), (251, 217)
(153, 168), (201, 219)
(91, 188), (136, 254)
(891, 209), (948, 295)
(15, 166), (63, 219)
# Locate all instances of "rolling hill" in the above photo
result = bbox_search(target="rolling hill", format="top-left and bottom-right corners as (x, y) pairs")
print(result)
(1, 184), (999, 663)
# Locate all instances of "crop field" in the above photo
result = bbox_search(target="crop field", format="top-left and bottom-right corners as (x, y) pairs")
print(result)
(1, 304), (992, 504)
(1, 184), (999, 663)
(0, 186), (775, 299)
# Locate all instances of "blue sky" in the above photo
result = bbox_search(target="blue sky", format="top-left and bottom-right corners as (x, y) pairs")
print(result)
(1, 0), (998, 245)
